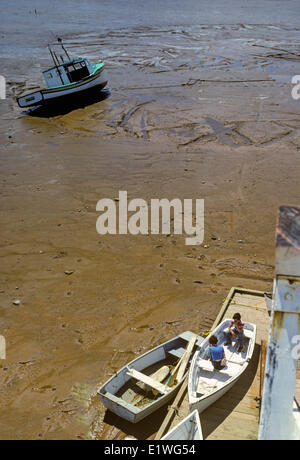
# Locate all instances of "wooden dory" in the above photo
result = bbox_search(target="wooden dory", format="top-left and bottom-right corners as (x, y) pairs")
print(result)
(98, 331), (203, 423)
(188, 319), (256, 414)
(161, 410), (203, 441)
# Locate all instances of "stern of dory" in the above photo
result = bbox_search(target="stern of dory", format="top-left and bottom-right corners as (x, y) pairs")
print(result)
(98, 331), (203, 423)
(188, 319), (256, 414)
(161, 410), (203, 441)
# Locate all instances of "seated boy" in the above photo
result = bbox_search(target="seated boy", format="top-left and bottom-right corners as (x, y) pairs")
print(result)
(209, 335), (226, 370)
(224, 313), (245, 352)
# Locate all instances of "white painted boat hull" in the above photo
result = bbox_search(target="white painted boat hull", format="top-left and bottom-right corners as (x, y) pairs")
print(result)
(188, 319), (256, 414)
(98, 331), (203, 424)
(161, 410), (203, 441)
(18, 69), (108, 108)
(100, 383), (182, 424)
(189, 374), (241, 413)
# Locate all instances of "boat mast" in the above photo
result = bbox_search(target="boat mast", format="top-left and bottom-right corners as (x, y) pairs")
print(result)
(259, 206), (300, 440)
(48, 45), (64, 85)
(57, 37), (71, 61)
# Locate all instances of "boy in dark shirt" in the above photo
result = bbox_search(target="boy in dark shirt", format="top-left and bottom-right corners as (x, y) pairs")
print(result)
(224, 312), (245, 352)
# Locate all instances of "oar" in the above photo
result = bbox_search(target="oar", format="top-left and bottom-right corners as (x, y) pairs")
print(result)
(176, 334), (197, 383)
(167, 334), (197, 387)
(166, 355), (185, 387)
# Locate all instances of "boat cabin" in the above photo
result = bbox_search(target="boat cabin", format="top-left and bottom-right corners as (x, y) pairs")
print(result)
(43, 58), (93, 88)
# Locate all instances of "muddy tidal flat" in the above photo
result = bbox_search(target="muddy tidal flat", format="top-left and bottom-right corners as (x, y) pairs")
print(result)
(1, 1), (300, 440)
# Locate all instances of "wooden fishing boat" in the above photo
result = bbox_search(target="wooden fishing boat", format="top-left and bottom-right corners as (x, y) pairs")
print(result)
(161, 410), (203, 440)
(98, 331), (203, 423)
(188, 319), (256, 414)
(17, 38), (108, 108)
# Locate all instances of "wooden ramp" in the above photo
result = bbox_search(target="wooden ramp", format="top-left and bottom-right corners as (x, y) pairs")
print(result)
(156, 287), (271, 440)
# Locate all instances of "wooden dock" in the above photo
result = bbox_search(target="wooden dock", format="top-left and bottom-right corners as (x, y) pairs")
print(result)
(156, 287), (271, 440)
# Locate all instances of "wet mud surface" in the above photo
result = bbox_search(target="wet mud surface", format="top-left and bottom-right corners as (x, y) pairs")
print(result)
(0, 22), (300, 439)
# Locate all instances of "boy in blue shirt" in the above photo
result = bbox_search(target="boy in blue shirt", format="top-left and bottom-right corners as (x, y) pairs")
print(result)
(209, 335), (226, 370)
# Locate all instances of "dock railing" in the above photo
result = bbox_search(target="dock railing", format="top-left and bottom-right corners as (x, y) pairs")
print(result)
(259, 206), (300, 440)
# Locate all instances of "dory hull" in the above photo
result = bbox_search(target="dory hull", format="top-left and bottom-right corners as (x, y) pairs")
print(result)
(17, 68), (108, 108)
(100, 381), (181, 424)
(98, 331), (202, 424)
(188, 319), (256, 414)
(161, 410), (203, 441)
(189, 374), (240, 414)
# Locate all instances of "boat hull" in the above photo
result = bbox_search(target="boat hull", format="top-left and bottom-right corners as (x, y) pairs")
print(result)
(98, 331), (203, 424)
(189, 374), (241, 413)
(161, 410), (203, 441)
(99, 383), (182, 424)
(17, 68), (108, 108)
(188, 319), (256, 414)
